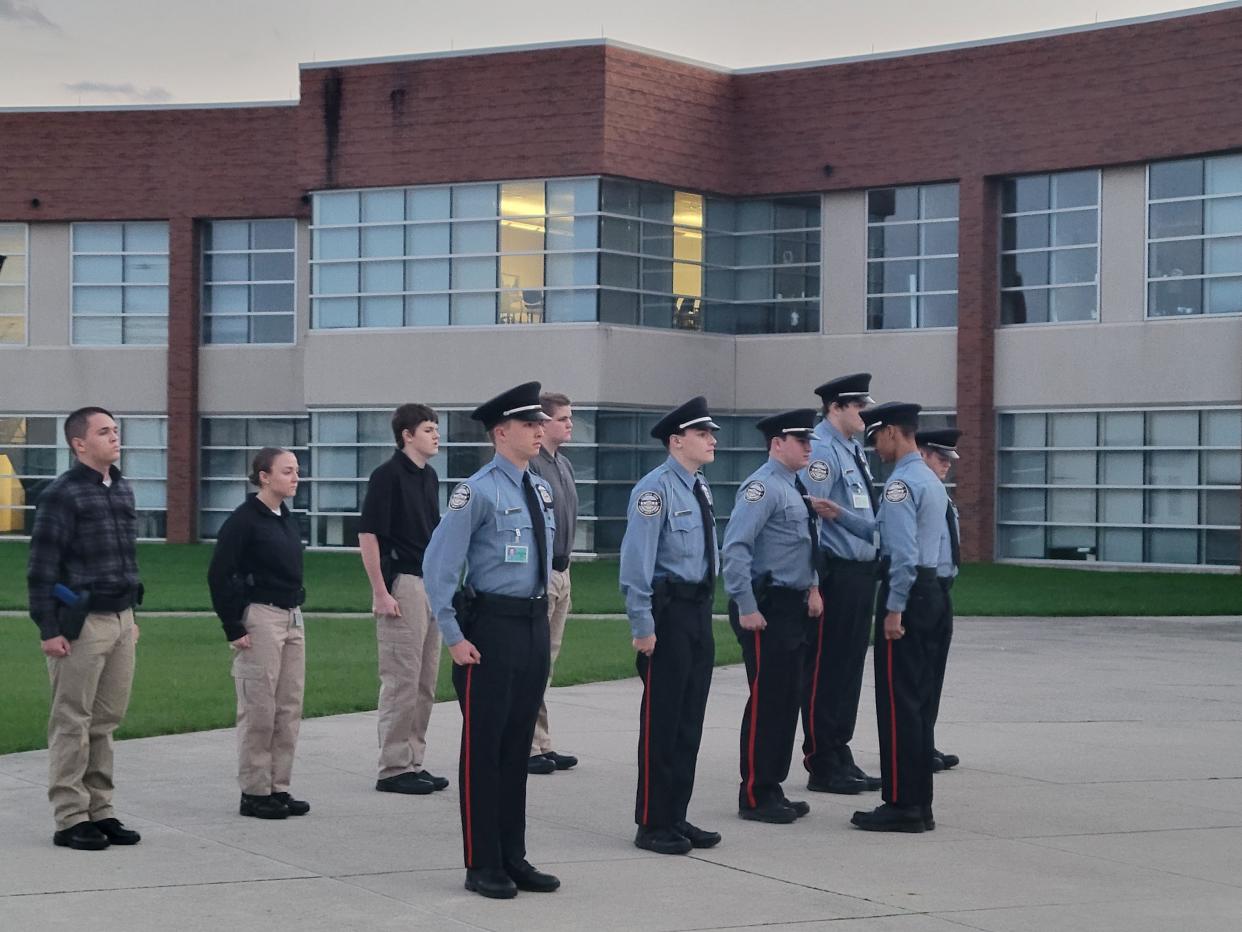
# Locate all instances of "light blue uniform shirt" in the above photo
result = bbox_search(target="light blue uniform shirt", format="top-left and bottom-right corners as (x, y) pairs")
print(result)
(722, 458), (817, 616)
(619, 456), (719, 639)
(938, 497), (960, 580)
(800, 420), (878, 562)
(423, 453), (556, 646)
(877, 451), (948, 613)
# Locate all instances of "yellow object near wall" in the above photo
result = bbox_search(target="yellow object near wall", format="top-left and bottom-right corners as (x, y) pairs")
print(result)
(0, 453), (25, 532)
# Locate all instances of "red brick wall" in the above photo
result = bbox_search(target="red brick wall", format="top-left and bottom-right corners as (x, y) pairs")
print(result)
(165, 218), (200, 543)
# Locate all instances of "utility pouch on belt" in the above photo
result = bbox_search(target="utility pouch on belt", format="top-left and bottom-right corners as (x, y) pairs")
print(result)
(53, 584), (92, 642)
(452, 585), (478, 633)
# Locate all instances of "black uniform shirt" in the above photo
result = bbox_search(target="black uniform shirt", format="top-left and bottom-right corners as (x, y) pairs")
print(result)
(358, 451), (441, 577)
(207, 494), (304, 641)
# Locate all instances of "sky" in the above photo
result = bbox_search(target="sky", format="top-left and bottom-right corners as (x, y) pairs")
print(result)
(0, 0), (1221, 108)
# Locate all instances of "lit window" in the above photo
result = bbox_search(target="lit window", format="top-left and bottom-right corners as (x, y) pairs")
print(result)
(0, 224), (27, 345)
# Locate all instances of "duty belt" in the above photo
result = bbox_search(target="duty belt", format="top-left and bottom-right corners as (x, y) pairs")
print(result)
(474, 591), (549, 619)
(819, 554), (880, 578)
(654, 578), (713, 602)
(249, 585), (306, 609)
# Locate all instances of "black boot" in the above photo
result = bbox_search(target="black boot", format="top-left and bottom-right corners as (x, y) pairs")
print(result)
(272, 792), (309, 816)
(239, 793), (289, 819)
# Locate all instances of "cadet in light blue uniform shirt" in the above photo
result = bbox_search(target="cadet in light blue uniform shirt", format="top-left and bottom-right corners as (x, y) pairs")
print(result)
(803, 421), (877, 562)
(875, 450), (947, 614)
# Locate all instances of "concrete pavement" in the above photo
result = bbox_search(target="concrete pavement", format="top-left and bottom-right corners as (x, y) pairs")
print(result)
(2, 615), (1241, 931)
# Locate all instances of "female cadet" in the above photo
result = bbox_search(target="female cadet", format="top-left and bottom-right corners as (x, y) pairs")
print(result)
(207, 447), (310, 820)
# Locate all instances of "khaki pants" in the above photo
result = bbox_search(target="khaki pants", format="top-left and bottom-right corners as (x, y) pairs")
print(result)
(46, 610), (136, 831)
(376, 573), (442, 779)
(233, 603), (305, 795)
(531, 568), (571, 755)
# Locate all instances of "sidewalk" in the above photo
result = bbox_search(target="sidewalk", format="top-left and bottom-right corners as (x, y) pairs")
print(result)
(2, 615), (1241, 931)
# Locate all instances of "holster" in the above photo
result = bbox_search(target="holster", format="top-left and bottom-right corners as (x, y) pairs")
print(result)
(55, 590), (92, 642)
(452, 585), (478, 635)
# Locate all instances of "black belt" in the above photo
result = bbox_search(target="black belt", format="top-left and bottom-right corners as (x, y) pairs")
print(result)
(654, 578), (714, 602)
(474, 591), (549, 619)
(552, 555), (570, 573)
(249, 586), (306, 609)
(913, 567), (939, 585)
(819, 554), (880, 578)
(90, 590), (138, 612)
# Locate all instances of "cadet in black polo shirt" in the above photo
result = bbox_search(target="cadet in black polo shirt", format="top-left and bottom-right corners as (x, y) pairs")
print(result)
(358, 403), (449, 796)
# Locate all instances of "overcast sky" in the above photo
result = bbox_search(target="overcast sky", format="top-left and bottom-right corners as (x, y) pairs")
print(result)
(0, 0), (1219, 107)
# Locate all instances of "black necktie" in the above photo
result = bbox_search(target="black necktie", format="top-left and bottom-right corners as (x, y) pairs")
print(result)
(946, 499), (961, 569)
(693, 477), (716, 585)
(522, 473), (548, 590)
(793, 474), (821, 572)
(852, 445), (880, 513)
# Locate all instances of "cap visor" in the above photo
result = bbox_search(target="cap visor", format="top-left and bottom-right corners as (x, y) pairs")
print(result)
(513, 411), (551, 422)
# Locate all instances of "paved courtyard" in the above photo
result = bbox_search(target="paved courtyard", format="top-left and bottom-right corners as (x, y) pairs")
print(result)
(2, 615), (1241, 931)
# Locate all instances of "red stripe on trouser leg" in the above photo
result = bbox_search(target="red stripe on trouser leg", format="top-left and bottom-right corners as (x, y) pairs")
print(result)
(463, 665), (473, 867)
(886, 640), (898, 803)
(803, 609), (825, 767)
(641, 656), (653, 825)
(745, 629), (761, 808)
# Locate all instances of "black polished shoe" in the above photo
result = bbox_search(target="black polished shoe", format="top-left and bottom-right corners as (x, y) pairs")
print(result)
(527, 754), (556, 775)
(739, 800), (797, 824)
(415, 769), (450, 791)
(934, 749), (959, 770)
(92, 818), (141, 844)
(850, 802), (926, 833)
(239, 793), (289, 819)
(931, 754), (945, 773)
(838, 748), (883, 791)
(376, 772), (435, 795)
(674, 820), (722, 848)
(543, 751), (578, 771)
(778, 793), (810, 818)
(272, 792), (309, 816)
(505, 858), (561, 892)
(634, 825), (692, 855)
(53, 821), (110, 850)
(922, 805), (935, 830)
(807, 771), (867, 795)
(464, 867), (518, 899)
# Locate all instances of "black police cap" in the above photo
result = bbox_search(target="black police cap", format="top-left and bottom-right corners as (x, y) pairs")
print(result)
(471, 381), (552, 430)
(651, 396), (720, 441)
(861, 401), (922, 439)
(917, 427), (962, 460)
(814, 372), (873, 406)
(756, 408), (817, 441)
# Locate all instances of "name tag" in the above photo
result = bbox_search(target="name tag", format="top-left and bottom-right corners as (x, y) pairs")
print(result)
(852, 491), (871, 510)
(505, 544), (530, 564)
(291, 607), (304, 628)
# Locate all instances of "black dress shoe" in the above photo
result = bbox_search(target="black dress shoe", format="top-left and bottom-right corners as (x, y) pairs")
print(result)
(527, 754), (556, 775)
(921, 805), (935, 830)
(543, 751), (578, 771)
(93, 818), (141, 844)
(778, 794), (810, 818)
(739, 800), (797, 824)
(634, 825), (692, 855)
(934, 749), (959, 770)
(674, 820), (722, 848)
(505, 859), (561, 892)
(415, 770), (450, 790)
(272, 792), (310, 816)
(53, 821), (110, 850)
(376, 772), (435, 795)
(464, 867), (517, 899)
(850, 802), (926, 833)
(931, 754), (944, 773)
(807, 771), (866, 795)
(239, 793), (289, 819)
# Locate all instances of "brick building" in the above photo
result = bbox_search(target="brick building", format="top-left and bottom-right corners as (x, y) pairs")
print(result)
(1, 4), (1239, 567)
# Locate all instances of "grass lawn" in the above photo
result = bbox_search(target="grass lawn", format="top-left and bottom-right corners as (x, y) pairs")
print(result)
(1, 540), (1239, 617)
(0, 615), (744, 756)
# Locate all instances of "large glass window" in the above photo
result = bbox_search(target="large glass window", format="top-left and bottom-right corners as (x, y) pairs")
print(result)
(0, 223), (27, 344)
(71, 222), (169, 345)
(866, 183), (958, 329)
(199, 416), (310, 539)
(1001, 171), (1099, 324)
(998, 408), (1241, 565)
(0, 414), (167, 538)
(1147, 153), (1242, 317)
(202, 220), (297, 344)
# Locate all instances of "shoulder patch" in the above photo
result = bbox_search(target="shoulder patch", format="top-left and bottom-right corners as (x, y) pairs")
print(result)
(808, 459), (830, 483)
(537, 484), (553, 507)
(636, 490), (662, 517)
(743, 480), (766, 503)
(448, 483), (472, 511)
(884, 480), (910, 504)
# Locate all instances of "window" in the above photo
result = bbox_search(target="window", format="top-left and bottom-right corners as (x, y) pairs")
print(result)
(0, 223), (27, 344)
(200, 416), (310, 538)
(1147, 153), (1242, 317)
(202, 220), (296, 344)
(1001, 171), (1099, 324)
(867, 183), (958, 329)
(71, 222), (169, 345)
(0, 414), (167, 538)
(997, 408), (1240, 565)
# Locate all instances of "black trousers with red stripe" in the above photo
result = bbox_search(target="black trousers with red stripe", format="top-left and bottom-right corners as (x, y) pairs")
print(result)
(451, 600), (550, 870)
(732, 587), (810, 810)
(873, 574), (950, 808)
(801, 558), (878, 778)
(928, 581), (954, 748)
(634, 590), (714, 829)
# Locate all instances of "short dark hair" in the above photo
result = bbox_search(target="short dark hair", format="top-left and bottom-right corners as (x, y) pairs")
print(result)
(540, 392), (571, 415)
(249, 447), (291, 486)
(64, 406), (114, 449)
(392, 403), (438, 449)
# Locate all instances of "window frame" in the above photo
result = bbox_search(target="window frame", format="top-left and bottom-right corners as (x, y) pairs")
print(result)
(0, 222), (29, 347)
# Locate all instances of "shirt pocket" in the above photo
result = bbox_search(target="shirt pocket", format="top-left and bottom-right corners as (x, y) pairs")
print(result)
(494, 508), (533, 542)
(667, 509), (701, 559)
